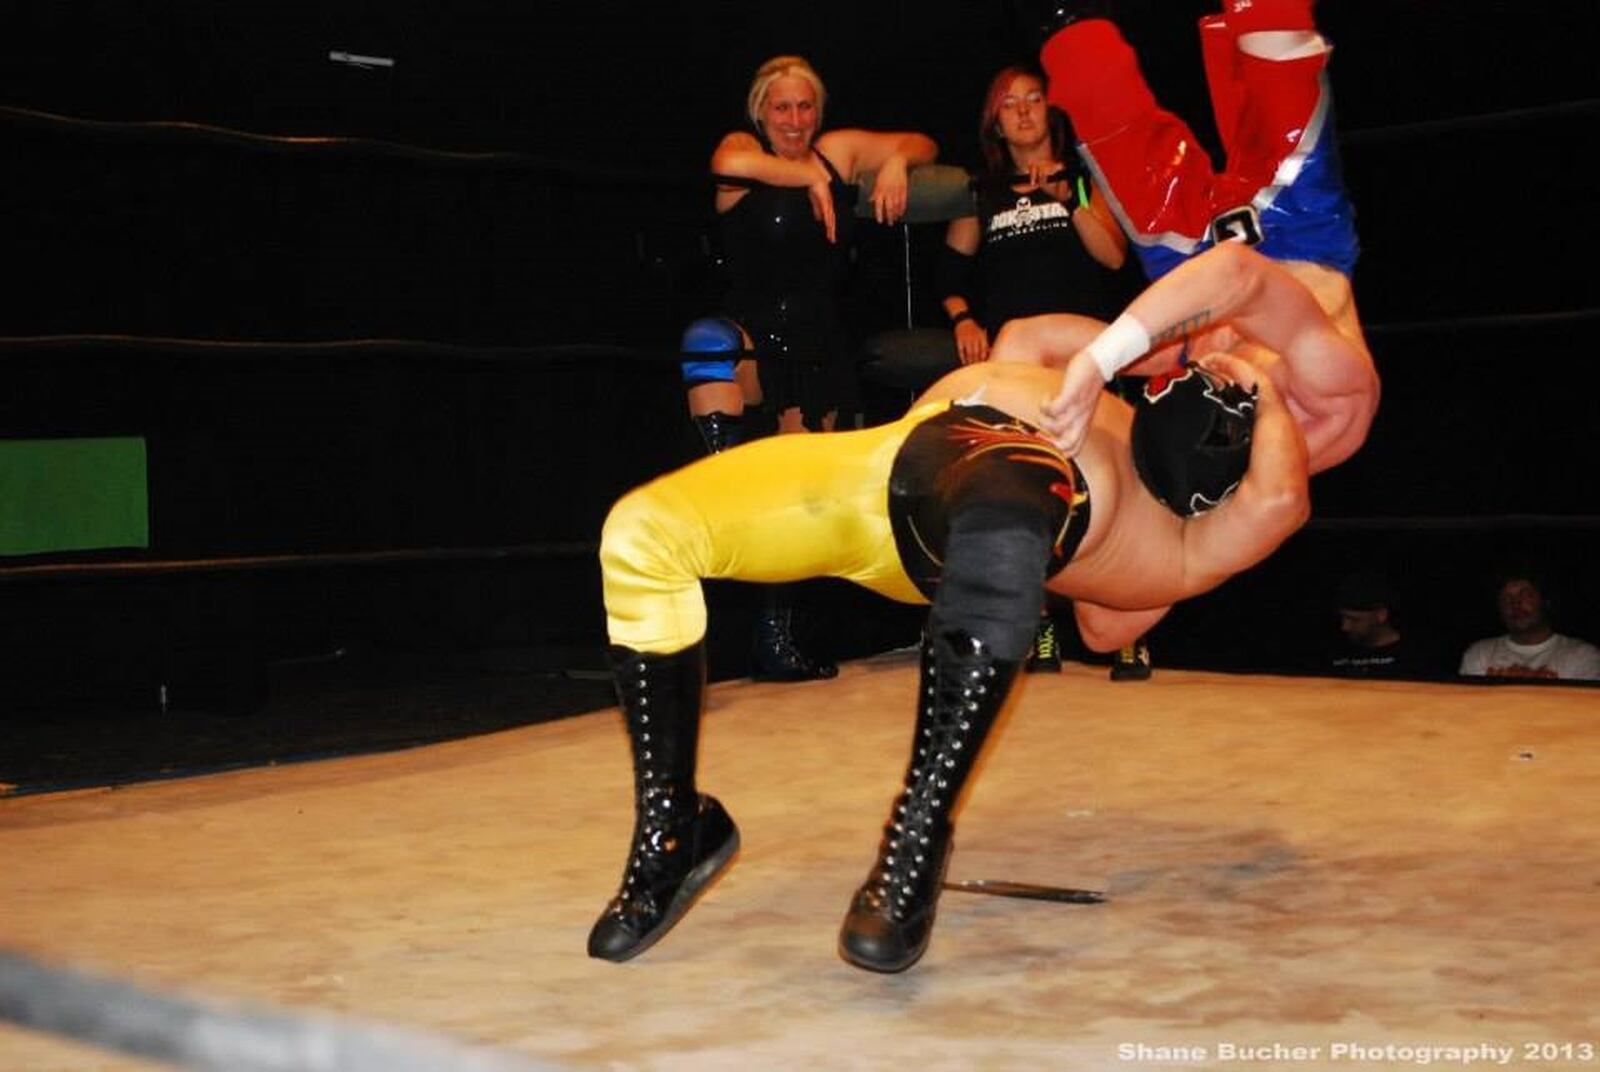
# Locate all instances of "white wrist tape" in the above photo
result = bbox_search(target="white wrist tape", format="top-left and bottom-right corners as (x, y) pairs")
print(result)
(1084, 313), (1151, 382)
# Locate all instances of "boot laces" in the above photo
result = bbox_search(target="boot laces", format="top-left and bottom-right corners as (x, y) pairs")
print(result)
(871, 651), (992, 918)
(756, 611), (823, 672)
(614, 663), (691, 911)
(616, 787), (691, 913)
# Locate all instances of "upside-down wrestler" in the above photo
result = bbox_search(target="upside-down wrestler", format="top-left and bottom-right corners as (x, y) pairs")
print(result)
(587, 344), (1308, 973)
(996, 0), (1377, 467)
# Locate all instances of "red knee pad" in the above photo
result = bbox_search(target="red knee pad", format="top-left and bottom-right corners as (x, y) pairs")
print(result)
(1223, 0), (1315, 34)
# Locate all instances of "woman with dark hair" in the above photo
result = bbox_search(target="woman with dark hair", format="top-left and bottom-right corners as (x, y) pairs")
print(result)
(939, 64), (1128, 673)
(940, 65), (1125, 367)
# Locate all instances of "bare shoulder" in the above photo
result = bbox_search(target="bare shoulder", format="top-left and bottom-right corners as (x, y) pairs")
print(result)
(813, 128), (857, 150)
(1284, 260), (1359, 331)
(813, 128), (860, 167)
(913, 363), (1062, 421)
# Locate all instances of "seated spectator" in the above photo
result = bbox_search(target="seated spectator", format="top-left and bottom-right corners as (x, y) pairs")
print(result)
(1328, 572), (1414, 678)
(1459, 570), (1600, 682)
(937, 63), (1129, 679)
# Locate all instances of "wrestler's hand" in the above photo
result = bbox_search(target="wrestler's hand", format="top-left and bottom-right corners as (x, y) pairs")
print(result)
(1195, 352), (1262, 395)
(807, 172), (838, 243)
(1039, 349), (1105, 455)
(870, 154), (910, 225)
(954, 318), (989, 364)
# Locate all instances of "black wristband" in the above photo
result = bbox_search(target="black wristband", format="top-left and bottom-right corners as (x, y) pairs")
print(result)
(950, 310), (975, 327)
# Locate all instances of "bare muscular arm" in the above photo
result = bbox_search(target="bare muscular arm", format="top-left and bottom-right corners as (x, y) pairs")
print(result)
(1036, 243), (1378, 468)
(1177, 353), (1311, 596)
(1070, 351), (1308, 652)
(1151, 247), (1378, 472)
(988, 312), (1107, 367)
(1073, 602), (1170, 653)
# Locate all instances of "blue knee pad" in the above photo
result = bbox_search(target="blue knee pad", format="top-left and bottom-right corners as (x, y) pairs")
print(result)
(680, 317), (744, 386)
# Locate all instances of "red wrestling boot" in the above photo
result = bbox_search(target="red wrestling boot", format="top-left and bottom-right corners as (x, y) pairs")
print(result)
(587, 643), (740, 962)
(839, 629), (1021, 972)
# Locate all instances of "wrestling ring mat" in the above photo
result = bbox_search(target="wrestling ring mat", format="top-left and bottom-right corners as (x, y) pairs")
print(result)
(4, 654), (1596, 1070)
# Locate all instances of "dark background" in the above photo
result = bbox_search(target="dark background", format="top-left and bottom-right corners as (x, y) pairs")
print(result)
(3, 1), (1598, 788)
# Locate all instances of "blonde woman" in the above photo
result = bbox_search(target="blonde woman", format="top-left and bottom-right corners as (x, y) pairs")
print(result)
(681, 55), (936, 680)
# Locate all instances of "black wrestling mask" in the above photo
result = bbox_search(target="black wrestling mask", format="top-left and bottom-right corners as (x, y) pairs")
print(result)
(1130, 366), (1257, 516)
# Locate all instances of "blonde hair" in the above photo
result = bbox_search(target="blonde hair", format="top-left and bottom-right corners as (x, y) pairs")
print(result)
(746, 55), (827, 132)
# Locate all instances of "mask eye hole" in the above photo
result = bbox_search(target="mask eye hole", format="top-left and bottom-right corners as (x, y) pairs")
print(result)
(1200, 413), (1250, 450)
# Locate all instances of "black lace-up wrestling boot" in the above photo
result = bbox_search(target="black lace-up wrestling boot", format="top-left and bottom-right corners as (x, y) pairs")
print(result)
(839, 629), (1022, 972)
(751, 588), (839, 682)
(587, 643), (740, 962)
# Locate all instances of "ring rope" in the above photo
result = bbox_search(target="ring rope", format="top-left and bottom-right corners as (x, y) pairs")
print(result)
(1340, 98), (1598, 143)
(0, 103), (697, 186)
(0, 947), (568, 1072)
(3, 303), (1596, 367)
(10, 97), (1596, 167)
(6, 514), (1599, 586)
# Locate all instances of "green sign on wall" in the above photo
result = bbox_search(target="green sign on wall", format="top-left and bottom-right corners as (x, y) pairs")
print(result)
(0, 438), (150, 556)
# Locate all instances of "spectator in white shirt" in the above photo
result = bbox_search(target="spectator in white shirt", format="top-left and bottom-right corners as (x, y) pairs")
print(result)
(1459, 571), (1600, 682)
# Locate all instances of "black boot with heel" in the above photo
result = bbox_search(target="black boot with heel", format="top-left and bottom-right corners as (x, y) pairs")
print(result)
(587, 642), (740, 962)
(750, 585), (838, 682)
(838, 629), (1020, 972)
